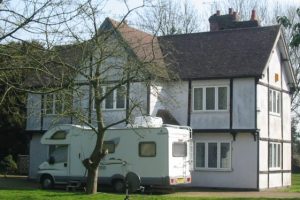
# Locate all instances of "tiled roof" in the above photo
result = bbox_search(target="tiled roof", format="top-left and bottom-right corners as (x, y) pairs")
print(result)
(29, 20), (282, 87)
(106, 18), (168, 79)
(158, 25), (281, 79)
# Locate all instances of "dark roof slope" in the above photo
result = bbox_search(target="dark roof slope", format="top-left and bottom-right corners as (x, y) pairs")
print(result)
(102, 18), (169, 79)
(158, 25), (280, 79)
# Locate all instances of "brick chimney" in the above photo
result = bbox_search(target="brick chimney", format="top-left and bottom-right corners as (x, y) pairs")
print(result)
(250, 10), (257, 21)
(209, 8), (260, 31)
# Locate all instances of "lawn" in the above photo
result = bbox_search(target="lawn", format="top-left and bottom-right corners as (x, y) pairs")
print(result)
(285, 173), (300, 192)
(0, 190), (298, 200)
(0, 174), (299, 200)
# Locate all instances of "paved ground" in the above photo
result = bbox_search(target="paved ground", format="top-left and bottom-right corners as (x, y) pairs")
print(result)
(0, 175), (39, 189)
(170, 190), (300, 198)
(1, 175), (300, 198)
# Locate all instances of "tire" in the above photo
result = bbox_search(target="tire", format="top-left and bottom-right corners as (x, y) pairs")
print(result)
(40, 175), (54, 189)
(112, 179), (125, 193)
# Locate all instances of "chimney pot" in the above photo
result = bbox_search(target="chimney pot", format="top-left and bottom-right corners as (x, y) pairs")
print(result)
(229, 8), (233, 15)
(233, 11), (237, 20)
(251, 9), (256, 21)
(216, 10), (220, 16)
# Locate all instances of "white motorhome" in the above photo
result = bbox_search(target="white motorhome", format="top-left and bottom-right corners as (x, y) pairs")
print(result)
(37, 121), (193, 192)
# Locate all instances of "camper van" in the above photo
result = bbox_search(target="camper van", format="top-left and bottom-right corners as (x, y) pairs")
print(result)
(37, 119), (193, 192)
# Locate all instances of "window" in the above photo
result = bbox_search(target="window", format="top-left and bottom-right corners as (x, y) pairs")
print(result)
(193, 86), (228, 111)
(269, 143), (281, 169)
(49, 145), (68, 163)
(269, 89), (280, 114)
(195, 141), (231, 170)
(139, 142), (156, 157)
(51, 130), (67, 140)
(172, 142), (187, 157)
(103, 141), (115, 154)
(94, 85), (126, 110)
(44, 93), (71, 115)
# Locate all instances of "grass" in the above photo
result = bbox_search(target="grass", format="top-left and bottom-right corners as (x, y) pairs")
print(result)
(0, 190), (298, 200)
(0, 174), (300, 199)
(284, 173), (300, 192)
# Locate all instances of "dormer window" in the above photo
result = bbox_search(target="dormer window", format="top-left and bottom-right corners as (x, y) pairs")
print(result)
(193, 86), (229, 112)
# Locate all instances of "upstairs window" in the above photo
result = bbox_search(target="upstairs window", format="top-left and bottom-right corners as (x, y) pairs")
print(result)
(94, 85), (126, 110)
(193, 86), (228, 111)
(269, 89), (280, 114)
(44, 93), (66, 115)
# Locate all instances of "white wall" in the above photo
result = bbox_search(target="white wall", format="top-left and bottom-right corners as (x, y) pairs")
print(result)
(232, 78), (255, 129)
(269, 173), (282, 188)
(268, 47), (282, 88)
(29, 134), (48, 179)
(191, 133), (257, 189)
(259, 141), (268, 172)
(257, 85), (268, 138)
(26, 94), (42, 130)
(283, 143), (291, 170)
(282, 93), (291, 141)
(257, 43), (292, 189)
(148, 81), (188, 126)
(191, 79), (230, 129)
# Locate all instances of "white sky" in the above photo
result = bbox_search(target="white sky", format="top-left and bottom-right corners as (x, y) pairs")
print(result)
(4, 0), (299, 43)
(104, 0), (300, 19)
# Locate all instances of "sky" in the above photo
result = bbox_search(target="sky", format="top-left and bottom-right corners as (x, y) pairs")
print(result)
(104, 0), (300, 19)
(99, 0), (300, 33)
(3, 0), (299, 43)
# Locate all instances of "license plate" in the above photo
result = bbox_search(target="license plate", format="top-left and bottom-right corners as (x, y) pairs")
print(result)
(176, 178), (185, 184)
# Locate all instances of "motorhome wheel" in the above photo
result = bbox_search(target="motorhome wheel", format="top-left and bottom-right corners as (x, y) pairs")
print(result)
(112, 179), (125, 193)
(41, 175), (54, 189)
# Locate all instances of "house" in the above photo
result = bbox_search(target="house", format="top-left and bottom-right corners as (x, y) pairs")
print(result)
(26, 9), (296, 190)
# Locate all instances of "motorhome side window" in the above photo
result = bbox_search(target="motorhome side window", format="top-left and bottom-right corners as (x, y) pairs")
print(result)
(172, 142), (187, 157)
(103, 141), (115, 154)
(139, 142), (156, 157)
(49, 145), (68, 163)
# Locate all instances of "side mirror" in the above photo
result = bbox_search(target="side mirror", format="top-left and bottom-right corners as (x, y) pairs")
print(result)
(48, 156), (55, 165)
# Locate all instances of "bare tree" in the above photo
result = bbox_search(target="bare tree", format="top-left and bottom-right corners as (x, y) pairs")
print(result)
(135, 0), (202, 35)
(0, 0), (174, 194)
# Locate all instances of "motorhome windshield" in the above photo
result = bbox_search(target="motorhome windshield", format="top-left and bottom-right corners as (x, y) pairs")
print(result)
(172, 142), (187, 157)
(49, 145), (68, 163)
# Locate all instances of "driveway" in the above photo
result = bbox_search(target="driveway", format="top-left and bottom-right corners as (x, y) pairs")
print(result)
(170, 190), (300, 199)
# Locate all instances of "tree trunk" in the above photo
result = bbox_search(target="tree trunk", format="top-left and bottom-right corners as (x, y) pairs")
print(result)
(86, 166), (98, 194)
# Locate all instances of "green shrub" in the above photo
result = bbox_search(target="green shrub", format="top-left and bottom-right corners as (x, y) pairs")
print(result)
(0, 155), (18, 176)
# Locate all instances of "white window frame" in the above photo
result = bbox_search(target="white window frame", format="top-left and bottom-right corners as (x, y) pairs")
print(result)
(192, 85), (229, 112)
(93, 85), (126, 111)
(44, 93), (65, 115)
(194, 141), (232, 171)
(269, 142), (281, 170)
(269, 89), (280, 115)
